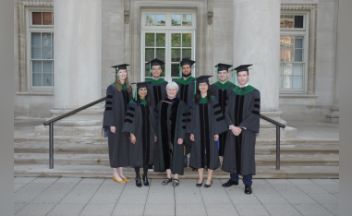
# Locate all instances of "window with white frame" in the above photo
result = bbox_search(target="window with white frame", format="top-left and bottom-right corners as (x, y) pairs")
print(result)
(141, 11), (196, 81)
(27, 11), (54, 88)
(280, 13), (308, 93)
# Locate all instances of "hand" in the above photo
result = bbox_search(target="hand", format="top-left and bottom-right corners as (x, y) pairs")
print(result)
(229, 124), (236, 131)
(177, 138), (183, 145)
(190, 134), (195, 142)
(214, 134), (219, 141)
(110, 126), (116, 134)
(130, 133), (136, 144)
(233, 127), (242, 136)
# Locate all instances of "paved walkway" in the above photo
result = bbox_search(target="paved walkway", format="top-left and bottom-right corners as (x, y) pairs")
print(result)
(15, 177), (338, 216)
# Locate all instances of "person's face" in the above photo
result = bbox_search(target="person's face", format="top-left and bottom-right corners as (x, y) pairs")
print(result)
(182, 64), (192, 76)
(138, 87), (147, 99)
(166, 86), (178, 99)
(237, 71), (249, 86)
(218, 70), (229, 82)
(118, 69), (128, 81)
(151, 65), (162, 78)
(198, 82), (209, 94)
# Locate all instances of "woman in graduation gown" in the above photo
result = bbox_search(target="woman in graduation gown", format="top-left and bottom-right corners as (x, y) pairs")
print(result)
(222, 64), (260, 194)
(103, 64), (132, 184)
(122, 82), (156, 187)
(188, 75), (228, 187)
(154, 81), (189, 187)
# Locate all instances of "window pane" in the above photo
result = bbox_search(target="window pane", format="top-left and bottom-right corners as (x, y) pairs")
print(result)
(31, 33), (42, 59)
(32, 61), (42, 73)
(43, 61), (53, 73)
(42, 33), (53, 59)
(156, 48), (165, 62)
(43, 12), (53, 25)
(292, 76), (303, 89)
(172, 33), (181, 47)
(171, 63), (180, 77)
(182, 33), (192, 47)
(295, 37), (303, 49)
(294, 16), (304, 28)
(145, 48), (154, 61)
(43, 73), (53, 86)
(145, 33), (155, 47)
(280, 36), (293, 62)
(172, 48), (181, 62)
(182, 14), (192, 26)
(171, 15), (182, 26)
(292, 63), (303, 76)
(32, 73), (42, 86)
(182, 48), (192, 59)
(146, 14), (166, 26)
(156, 33), (165, 47)
(32, 12), (42, 25)
(294, 49), (303, 62)
(280, 15), (304, 29)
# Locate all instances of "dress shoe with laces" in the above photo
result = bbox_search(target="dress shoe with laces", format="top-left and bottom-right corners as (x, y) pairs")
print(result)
(222, 179), (239, 187)
(244, 185), (252, 194)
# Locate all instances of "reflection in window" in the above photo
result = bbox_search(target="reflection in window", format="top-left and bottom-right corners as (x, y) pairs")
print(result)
(146, 14), (166, 26)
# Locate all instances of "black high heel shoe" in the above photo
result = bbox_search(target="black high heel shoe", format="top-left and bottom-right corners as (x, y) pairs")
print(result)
(143, 175), (149, 186)
(135, 177), (142, 187)
(196, 179), (203, 187)
(204, 180), (212, 188)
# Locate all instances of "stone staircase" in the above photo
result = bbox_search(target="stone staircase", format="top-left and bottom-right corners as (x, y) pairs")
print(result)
(14, 127), (339, 179)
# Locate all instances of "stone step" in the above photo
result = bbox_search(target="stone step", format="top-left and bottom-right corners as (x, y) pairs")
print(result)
(13, 164), (339, 179)
(14, 152), (339, 166)
(14, 142), (339, 155)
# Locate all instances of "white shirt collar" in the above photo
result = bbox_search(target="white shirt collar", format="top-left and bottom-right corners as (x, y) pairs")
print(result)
(239, 82), (249, 88)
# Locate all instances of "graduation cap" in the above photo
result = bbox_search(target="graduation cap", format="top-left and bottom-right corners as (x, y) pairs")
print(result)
(111, 64), (129, 71)
(131, 81), (149, 89)
(232, 64), (253, 73)
(180, 58), (196, 67)
(196, 75), (212, 84)
(146, 58), (165, 67)
(215, 63), (232, 72)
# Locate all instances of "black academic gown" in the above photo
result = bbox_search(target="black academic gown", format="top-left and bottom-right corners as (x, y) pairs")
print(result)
(209, 81), (236, 156)
(153, 98), (189, 175)
(103, 84), (131, 168)
(146, 78), (167, 109)
(188, 96), (228, 170)
(222, 85), (260, 176)
(174, 76), (196, 108)
(122, 100), (155, 168)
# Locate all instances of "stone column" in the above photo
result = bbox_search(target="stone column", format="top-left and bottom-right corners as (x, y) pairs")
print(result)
(232, 0), (296, 139)
(35, 0), (104, 140)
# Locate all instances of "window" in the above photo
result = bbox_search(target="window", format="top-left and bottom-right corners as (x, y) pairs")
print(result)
(27, 11), (54, 88)
(141, 11), (196, 80)
(280, 14), (308, 93)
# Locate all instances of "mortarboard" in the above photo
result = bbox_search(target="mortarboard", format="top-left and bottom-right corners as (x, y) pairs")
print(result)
(180, 58), (196, 67)
(232, 64), (253, 73)
(215, 63), (232, 72)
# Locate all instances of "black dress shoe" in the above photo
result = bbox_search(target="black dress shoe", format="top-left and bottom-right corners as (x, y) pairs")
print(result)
(135, 177), (142, 187)
(204, 181), (212, 188)
(143, 175), (149, 186)
(244, 185), (252, 194)
(222, 179), (239, 187)
(161, 178), (172, 185)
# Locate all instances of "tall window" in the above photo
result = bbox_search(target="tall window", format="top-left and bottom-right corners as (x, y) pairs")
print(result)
(28, 11), (54, 88)
(280, 14), (308, 93)
(141, 11), (196, 81)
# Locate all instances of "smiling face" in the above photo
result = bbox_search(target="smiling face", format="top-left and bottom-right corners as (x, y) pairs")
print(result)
(166, 86), (178, 99)
(138, 87), (148, 99)
(118, 69), (128, 81)
(182, 64), (192, 77)
(151, 65), (162, 78)
(198, 82), (209, 95)
(218, 70), (229, 82)
(237, 71), (249, 86)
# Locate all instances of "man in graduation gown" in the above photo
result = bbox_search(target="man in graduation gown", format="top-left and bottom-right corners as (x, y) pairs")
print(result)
(103, 64), (132, 184)
(154, 81), (189, 187)
(188, 75), (228, 187)
(222, 64), (260, 194)
(210, 63), (236, 158)
(173, 58), (196, 166)
(122, 82), (156, 187)
(145, 58), (167, 109)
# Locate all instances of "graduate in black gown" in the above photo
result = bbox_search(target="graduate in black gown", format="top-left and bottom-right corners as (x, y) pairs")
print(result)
(173, 58), (196, 166)
(145, 58), (167, 109)
(103, 64), (132, 184)
(154, 81), (190, 187)
(122, 82), (156, 187)
(210, 63), (236, 158)
(222, 64), (260, 195)
(189, 75), (228, 187)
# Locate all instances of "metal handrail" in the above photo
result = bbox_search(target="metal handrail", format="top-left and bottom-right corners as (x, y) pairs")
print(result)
(259, 114), (286, 170)
(43, 96), (286, 170)
(43, 96), (106, 169)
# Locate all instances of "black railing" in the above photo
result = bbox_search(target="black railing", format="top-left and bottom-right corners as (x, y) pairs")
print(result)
(259, 114), (286, 170)
(43, 96), (106, 169)
(43, 97), (286, 170)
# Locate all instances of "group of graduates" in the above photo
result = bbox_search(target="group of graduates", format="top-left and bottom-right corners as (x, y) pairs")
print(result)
(103, 58), (260, 194)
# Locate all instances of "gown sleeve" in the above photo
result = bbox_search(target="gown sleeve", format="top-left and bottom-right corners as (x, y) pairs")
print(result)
(103, 86), (115, 127)
(212, 99), (228, 134)
(239, 90), (260, 133)
(179, 102), (191, 139)
(122, 102), (137, 134)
